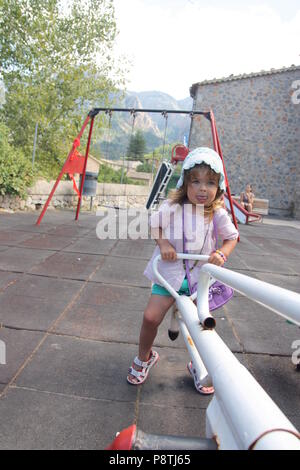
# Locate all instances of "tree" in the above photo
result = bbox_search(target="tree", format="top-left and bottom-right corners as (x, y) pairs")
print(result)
(144, 143), (176, 161)
(0, 0), (126, 177)
(126, 130), (146, 161)
(0, 121), (33, 196)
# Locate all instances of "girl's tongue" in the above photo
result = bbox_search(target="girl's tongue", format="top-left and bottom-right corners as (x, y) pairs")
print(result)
(196, 195), (207, 203)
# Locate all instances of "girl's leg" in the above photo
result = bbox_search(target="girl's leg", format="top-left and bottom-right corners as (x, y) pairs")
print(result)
(128, 294), (175, 384)
(138, 294), (175, 361)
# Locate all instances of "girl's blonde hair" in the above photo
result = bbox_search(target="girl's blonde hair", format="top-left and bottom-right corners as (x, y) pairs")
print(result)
(168, 163), (224, 219)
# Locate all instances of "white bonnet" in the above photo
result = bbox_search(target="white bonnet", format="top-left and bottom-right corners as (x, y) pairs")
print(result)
(176, 147), (226, 191)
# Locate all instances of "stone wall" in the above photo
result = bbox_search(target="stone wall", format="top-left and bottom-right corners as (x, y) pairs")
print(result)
(0, 179), (149, 212)
(189, 66), (300, 218)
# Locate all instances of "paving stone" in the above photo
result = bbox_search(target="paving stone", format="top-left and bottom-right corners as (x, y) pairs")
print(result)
(63, 238), (117, 255)
(0, 272), (21, 291)
(0, 328), (44, 385)
(38, 211), (76, 225)
(224, 297), (299, 355)
(244, 353), (300, 430)
(54, 303), (143, 343)
(223, 252), (247, 270)
(17, 234), (75, 251)
(138, 346), (213, 409)
(29, 252), (105, 280)
(234, 235), (265, 255)
(74, 217), (100, 228)
(0, 292), (66, 330)
(84, 228), (105, 239)
(254, 272), (300, 294)
(238, 225), (299, 240)
(214, 316), (243, 352)
(0, 215), (20, 229)
(0, 230), (34, 245)
(15, 335), (140, 403)
(0, 210), (299, 449)
(240, 253), (300, 275)
(137, 403), (207, 440)
(76, 282), (148, 311)
(53, 302), (187, 352)
(3, 274), (83, 302)
(14, 222), (60, 234)
(110, 239), (156, 260)
(245, 236), (300, 258)
(0, 387), (135, 450)
(91, 256), (150, 287)
(47, 225), (91, 238)
(0, 214), (38, 230)
(0, 247), (54, 272)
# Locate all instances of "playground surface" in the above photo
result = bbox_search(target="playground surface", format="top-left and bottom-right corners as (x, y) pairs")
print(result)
(0, 209), (299, 450)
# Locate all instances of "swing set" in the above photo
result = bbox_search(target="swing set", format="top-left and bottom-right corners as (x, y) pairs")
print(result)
(36, 107), (239, 230)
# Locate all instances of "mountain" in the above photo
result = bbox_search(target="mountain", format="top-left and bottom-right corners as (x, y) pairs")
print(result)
(92, 91), (193, 160)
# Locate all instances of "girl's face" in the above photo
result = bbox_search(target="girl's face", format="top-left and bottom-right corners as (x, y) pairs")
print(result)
(186, 167), (219, 207)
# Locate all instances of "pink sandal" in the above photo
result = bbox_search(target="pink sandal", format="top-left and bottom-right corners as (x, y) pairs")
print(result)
(127, 350), (159, 385)
(187, 361), (215, 395)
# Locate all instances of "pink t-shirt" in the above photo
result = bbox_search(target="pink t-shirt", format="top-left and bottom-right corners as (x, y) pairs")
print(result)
(144, 200), (239, 291)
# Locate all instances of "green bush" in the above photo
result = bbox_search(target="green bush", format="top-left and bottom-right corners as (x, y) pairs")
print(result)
(97, 163), (144, 185)
(0, 122), (33, 197)
(136, 161), (152, 173)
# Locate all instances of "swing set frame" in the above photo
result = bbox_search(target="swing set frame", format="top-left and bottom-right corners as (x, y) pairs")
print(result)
(36, 107), (238, 232)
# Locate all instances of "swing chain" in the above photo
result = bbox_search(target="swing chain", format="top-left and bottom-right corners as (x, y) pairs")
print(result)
(161, 111), (168, 159)
(130, 109), (137, 134)
(104, 110), (113, 159)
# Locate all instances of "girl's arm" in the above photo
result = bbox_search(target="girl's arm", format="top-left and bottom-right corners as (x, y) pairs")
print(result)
(153, 227), (177, 261)
(208, 238), (238, 266)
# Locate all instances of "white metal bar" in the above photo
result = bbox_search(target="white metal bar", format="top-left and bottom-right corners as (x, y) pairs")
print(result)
(152, 254), (215, 328)
(152, 253), (300, 449)
(201, 263), (300, 326)
(176, 312), (212, 386)
(177, 295), (300, 449)
(196, 271), (216, 329)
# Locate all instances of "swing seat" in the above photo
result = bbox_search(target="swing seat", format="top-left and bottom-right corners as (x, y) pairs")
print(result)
(171, 144), (189, 164)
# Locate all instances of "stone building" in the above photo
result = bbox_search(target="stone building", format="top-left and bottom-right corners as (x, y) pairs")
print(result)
(189, 65), (300, 218)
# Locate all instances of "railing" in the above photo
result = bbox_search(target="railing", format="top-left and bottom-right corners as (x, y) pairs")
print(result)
(151, 254), (300, 450)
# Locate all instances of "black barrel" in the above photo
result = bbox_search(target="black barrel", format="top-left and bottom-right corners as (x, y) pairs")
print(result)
(80, 171), (98, 196)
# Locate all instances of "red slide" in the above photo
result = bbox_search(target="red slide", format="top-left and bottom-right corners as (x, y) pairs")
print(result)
(223, 193), (262, 224)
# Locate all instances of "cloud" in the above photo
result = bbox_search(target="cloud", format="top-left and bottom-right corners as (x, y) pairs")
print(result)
(113, 1), (300, 99)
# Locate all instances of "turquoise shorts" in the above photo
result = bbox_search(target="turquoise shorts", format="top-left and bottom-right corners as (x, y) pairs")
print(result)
(151, 278), (190, 297)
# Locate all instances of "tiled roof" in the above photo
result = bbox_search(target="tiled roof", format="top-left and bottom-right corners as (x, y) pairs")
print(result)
(190, 64), (300, 97)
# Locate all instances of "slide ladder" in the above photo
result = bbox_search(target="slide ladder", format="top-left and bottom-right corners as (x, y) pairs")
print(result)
(146, 161), (175, 210)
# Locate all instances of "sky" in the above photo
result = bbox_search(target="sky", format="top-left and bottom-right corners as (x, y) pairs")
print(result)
(113, 0), (300, 100)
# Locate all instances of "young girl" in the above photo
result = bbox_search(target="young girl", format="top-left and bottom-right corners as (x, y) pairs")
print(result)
(240, 184), (255, 213)
(127, 147), (239, 394)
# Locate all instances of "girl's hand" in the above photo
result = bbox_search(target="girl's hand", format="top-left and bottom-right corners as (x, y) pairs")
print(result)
(158, 240), (177, 261)
(208, 251), (225, 267)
